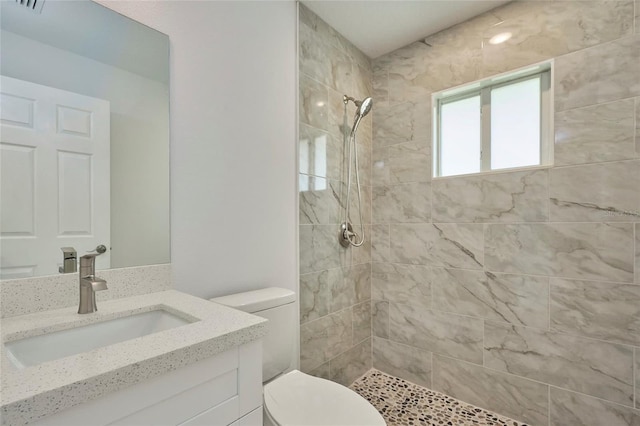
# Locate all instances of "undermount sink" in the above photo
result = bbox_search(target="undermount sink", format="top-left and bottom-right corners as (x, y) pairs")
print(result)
(5, 309), (192, 369)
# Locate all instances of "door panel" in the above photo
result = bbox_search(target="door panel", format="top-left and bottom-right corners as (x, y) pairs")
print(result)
(0, 76), (110, 278)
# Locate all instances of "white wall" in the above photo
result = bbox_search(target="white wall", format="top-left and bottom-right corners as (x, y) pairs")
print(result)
(1, 29), (170, 270)
(97, 1), (298, 299)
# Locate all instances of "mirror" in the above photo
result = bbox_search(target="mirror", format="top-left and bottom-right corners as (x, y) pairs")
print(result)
(0, 0), (170, 279)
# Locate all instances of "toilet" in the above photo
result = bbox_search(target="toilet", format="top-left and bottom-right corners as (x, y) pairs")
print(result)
(211, 287), (386, 426)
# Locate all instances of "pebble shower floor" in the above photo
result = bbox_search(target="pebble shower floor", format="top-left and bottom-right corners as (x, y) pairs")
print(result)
(349, 369), (528, 426)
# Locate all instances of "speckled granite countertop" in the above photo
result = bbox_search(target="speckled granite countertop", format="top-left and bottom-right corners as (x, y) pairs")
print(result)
(0, 290), (267, 425)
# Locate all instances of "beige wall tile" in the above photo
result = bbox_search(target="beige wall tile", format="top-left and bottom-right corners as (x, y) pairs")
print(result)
(329, 338), (372, 386)
(554, 99), (637, 166)
(550, 278), (640, 346)
(373, 337), (432, 388)
(485, 223), (635, 282)
(550, 387), (640, 426)
(390, 302), (483, 364)
(390, 223), (484, 269)
(433, 355), (549, 426)
(432, 268), (549, 329)
(485, 321), (634, 406)
(549, 160), (640, 222)
(555, 35), (640, 111)
(432, 170), (548, 223)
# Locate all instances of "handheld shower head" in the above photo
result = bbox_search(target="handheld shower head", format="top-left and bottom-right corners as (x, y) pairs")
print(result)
(351, 97), (373, 135)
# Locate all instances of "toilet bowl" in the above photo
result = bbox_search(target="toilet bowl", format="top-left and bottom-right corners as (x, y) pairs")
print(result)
(211, 287), (386, 426)
(263, 370), (385, 426)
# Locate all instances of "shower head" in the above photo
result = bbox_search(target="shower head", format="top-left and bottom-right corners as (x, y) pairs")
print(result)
(351, 97), (373, 135)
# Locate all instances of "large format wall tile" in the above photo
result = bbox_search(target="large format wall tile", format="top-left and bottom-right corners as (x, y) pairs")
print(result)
(372, 67), (388, 106)
(300, 309), (353, 372)
(484, 321), (634, 406)
(371, 224), (390, 263)
(480, 0), (633, 78)
(372, 182), (431, 223)
(387, 39), (482, 101)
(373, 141), (431, 186)
(373, 337), (432, 388)
(372, 263), (431, 307)
(550, 278), (640, 346)
(330, 338), (372, 386)
(388, 141), (431, 184)
(485, 223), (635, 282)
(554, 99), (637, 166)
(372, 300), (389, 339)
(299, 178), (343, 225)
(390, 223), (484, 269)
(299, 225), (347, 274)
(431, 268), (548, 329)
(353, 301), (372, 343)
(347, 184), (371, 226)
(300, 22), (354, 95)
(331, 263), (370, 313)
(555, 34), (640, 111)
(432, 170), (548, 223)
(299, 269), (331, 324)
(550, 161), (640, 222)
(432, 355), (549, 426)
(550, 387), (640, 426)
(372, 101), (430, 148)
(350, 225), (371, 265)
(390, 302), (483, 364)
(299, 74), (328, 129)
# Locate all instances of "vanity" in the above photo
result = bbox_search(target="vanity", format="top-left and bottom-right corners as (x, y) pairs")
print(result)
(0, 2), (268, 424)
(1, 290), (267, 425)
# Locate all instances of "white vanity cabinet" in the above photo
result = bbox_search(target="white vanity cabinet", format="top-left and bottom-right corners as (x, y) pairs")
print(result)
(31, 340), (263, 426)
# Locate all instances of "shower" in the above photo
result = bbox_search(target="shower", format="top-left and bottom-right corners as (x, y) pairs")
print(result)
(339, 95), (373, 248)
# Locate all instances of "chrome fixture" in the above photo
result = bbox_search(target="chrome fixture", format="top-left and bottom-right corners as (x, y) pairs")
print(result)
(78, 251), (107, 314)
(59, 247), (77, 274)
(339, 95), (373, 248)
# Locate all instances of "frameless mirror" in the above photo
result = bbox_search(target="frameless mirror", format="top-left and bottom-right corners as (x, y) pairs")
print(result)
(0, 0), (170, 279)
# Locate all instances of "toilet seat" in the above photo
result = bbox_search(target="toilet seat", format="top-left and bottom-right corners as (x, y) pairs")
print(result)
(263, 370), (386, 426)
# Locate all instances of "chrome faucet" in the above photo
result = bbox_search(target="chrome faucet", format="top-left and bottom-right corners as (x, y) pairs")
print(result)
(78, 253), (108, 314)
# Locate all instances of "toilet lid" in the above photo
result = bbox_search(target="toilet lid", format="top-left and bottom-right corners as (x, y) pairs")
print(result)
(263, 370), (386, 426)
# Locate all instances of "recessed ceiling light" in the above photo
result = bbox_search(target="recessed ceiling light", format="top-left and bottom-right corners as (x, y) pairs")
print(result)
(489, 32), (512, 45)
(316, 101), (325, 107)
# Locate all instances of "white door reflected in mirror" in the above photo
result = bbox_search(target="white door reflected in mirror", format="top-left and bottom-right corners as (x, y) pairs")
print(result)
(0, 76), (110, 279)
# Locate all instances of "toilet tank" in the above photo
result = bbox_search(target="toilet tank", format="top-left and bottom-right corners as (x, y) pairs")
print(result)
(210, 287), (296, 382)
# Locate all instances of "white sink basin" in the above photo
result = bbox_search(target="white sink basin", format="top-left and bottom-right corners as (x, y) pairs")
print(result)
(5, 310), (192, 369)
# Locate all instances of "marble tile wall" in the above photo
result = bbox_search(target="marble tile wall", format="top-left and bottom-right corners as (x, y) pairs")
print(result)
(298, 4), (373, 384)
(370, 1), (640, 425)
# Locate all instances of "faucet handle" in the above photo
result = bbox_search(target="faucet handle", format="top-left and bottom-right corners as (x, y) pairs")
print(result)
(87, 244), (107, 254)
(82, 245), (108, 260)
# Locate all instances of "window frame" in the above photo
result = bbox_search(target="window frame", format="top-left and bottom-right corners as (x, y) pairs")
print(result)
(433, 62), (553, 178)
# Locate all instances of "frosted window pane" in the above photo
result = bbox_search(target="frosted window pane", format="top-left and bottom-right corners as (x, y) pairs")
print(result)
(440, 96), (481, 176)
(491, 77), (540, 170)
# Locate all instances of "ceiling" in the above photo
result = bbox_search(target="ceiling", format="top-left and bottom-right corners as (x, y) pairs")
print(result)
(302, 1), (510, 59)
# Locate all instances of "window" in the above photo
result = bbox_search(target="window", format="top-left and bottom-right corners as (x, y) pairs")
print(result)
(433, 64), (552, 177)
